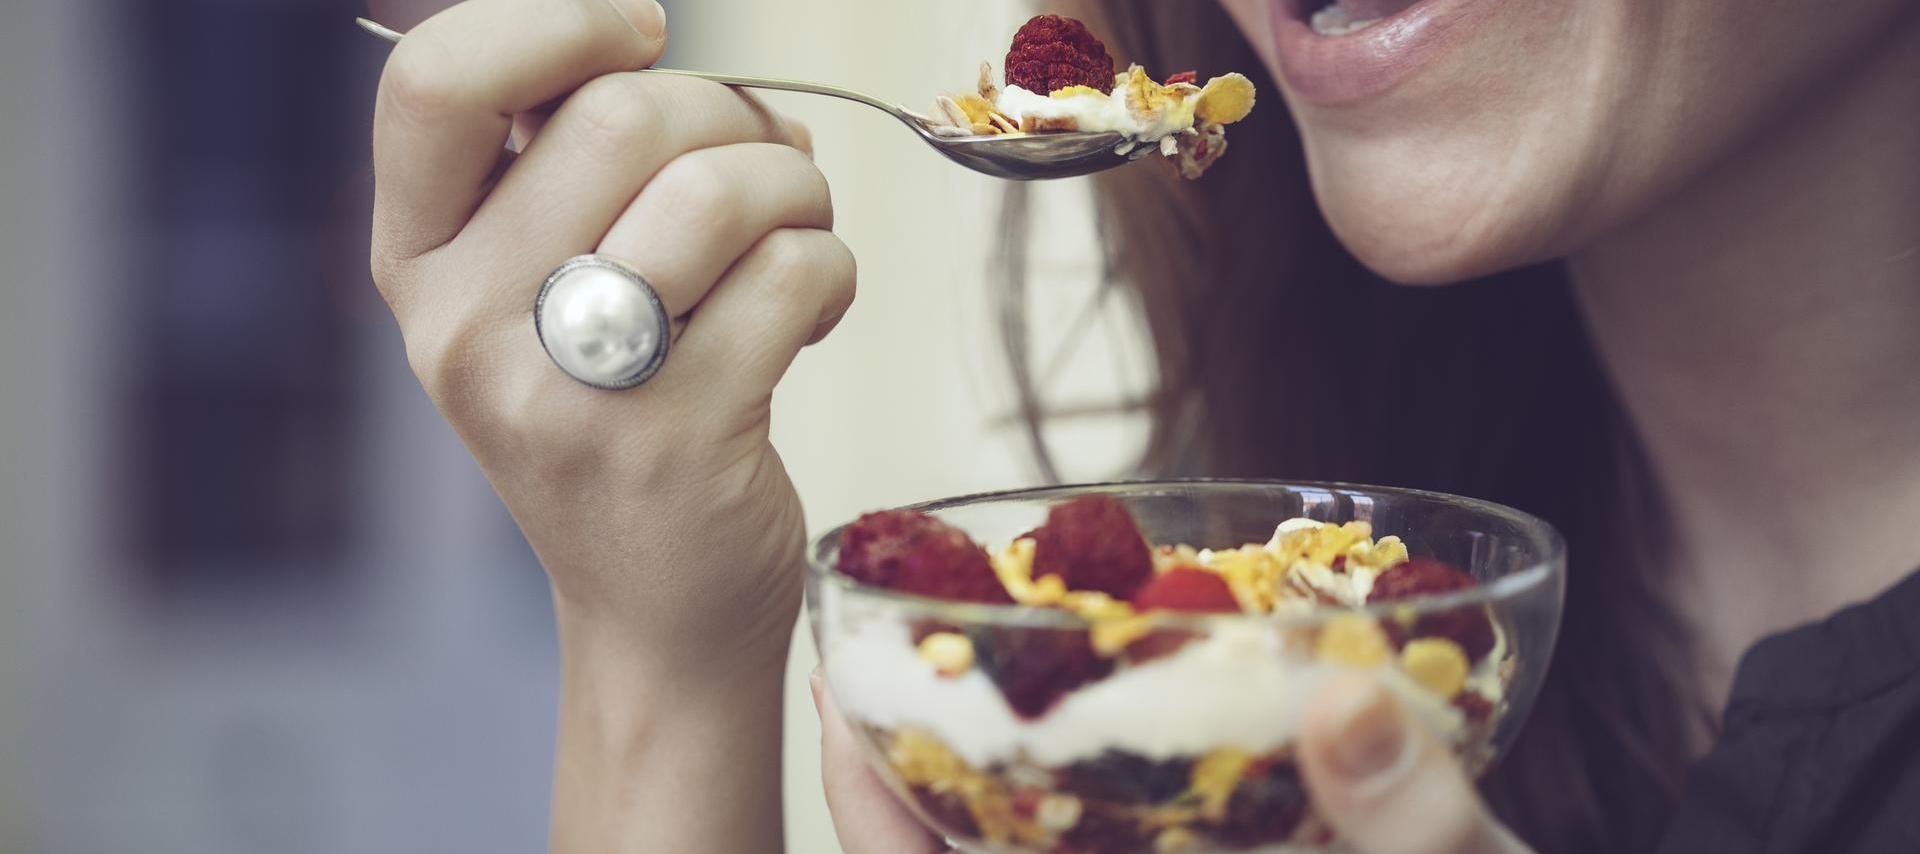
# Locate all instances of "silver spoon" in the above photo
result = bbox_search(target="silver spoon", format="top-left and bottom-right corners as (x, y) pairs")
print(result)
(355, 18), (1149, 181)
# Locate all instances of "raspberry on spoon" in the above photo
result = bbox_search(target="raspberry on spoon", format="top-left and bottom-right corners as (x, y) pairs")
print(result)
(1005, 14), (1117, 95)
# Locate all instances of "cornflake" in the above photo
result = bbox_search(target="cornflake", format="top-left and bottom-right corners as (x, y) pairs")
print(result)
(917, 631), (976, 677)
(1401, 637), (1470, 699)
(1316, 614), (1393, 668)
(1190, 747), (1255, 821)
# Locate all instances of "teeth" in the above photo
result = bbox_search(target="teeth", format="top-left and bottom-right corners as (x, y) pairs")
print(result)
(1310, 3), (1384, 35)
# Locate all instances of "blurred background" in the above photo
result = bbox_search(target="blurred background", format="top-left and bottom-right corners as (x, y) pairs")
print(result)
(0, 0), (1155, 851)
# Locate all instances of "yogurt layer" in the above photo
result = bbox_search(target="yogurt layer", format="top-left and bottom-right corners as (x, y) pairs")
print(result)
(827, 617), (1472, 769)
(994, 84), (1198, 147)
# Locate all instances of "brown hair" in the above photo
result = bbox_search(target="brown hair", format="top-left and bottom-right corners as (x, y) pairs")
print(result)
(1000, 4), (1707, 852)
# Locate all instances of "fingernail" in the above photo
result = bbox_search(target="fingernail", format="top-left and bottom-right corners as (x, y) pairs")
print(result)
(808, 666), (824, 714)
(1329, 682), (1408, 783)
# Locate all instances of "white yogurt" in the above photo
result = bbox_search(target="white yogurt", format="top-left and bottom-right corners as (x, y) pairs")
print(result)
(994, 84), (1197, 146)
(826, 618), (1468, 769)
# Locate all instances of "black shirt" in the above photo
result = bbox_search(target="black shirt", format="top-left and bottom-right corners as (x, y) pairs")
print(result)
(1655, 568), (1920, 853)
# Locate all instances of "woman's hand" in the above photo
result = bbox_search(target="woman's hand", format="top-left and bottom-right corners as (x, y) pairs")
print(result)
(369, 0), (850, 849)
(815, 672), (1536, 854)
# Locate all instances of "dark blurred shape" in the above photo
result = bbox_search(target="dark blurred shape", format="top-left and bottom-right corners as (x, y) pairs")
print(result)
(118, 0), (370, 591)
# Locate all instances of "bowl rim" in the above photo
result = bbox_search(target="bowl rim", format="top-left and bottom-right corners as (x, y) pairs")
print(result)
(806, 478), (1567, 630)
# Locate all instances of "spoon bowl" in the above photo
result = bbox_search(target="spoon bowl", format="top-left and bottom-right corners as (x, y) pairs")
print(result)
(916, 128), (1150, 181)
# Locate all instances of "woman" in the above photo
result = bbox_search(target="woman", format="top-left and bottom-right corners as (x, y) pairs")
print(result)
(364, 0), (1920, 851)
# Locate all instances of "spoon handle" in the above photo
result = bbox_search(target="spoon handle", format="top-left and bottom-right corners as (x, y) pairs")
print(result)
(644, 70), (913, 119)
(354, 18), (919, 125)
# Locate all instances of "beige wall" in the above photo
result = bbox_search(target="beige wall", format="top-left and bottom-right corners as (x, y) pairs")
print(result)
(671, 2), (1150, 849)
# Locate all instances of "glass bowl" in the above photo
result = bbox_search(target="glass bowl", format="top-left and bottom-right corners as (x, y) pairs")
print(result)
(807, 480), (1565, 853)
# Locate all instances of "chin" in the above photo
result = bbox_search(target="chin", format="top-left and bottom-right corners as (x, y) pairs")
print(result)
(1225, 0), (1621, 284)
(1300, 134), (1583, 286)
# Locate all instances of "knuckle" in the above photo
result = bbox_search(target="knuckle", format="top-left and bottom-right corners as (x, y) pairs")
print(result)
(406, 321), (600, 481)
(755, 228), (818, 280)
(368, 246), (407, 307)
(759, 144), (834, 226)
(795, 156), (835, 226)
(646, 152), (742, 235)
(379, 34), (464, 123)
(488, 375), (605, 476)
(400, 314), (490, 407)
(368, 232), (434, 317)
(565, 74), (664, 152)
(754, 230), (854, 312)
(820, 236), (858, 312)
(774, 142), (828, 189)
(784, 117), (815, 154)
(827, 236), (858, 294)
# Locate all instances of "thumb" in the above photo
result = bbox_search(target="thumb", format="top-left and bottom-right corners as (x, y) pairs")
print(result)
(812, 668), (950, 854)
(1297, 673), (1531, 854)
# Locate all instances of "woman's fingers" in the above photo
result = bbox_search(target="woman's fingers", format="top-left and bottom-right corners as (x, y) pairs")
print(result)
(473, 75), (805, 260)
(669, 228), (856, 408)
(593, 142), (831, 317)
(430, 78), (811, 325)
(813, 671), (949, 854)
(1298, 674), (1534, 854)
(371, 0), (667, 268)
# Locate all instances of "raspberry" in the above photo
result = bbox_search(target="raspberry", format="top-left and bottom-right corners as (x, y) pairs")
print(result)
(1057, 750), (1193, 805)
(1368, 558), (1495, 661)
(1212, 760), (1308, 846)
(1456, 691), (1495, 725)
(1368, 557), (1476, 600)
(1121, 629), (1200, 665)
(969, 625), (1113, 719)
(1125, 569), (1237, 662)
(1030, 496), (1154, 599)
(1165, 70), (1198, 86)
(836, 509), (1011, 604)
(1005, 15), (1117, 95)
(1131, 568), (1239, 613)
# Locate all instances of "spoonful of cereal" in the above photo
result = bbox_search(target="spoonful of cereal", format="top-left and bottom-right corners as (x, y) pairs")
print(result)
(355, 14), (1255, 182)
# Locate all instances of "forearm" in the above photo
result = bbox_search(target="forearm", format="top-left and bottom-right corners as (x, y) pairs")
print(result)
(549, 614), (791, 854)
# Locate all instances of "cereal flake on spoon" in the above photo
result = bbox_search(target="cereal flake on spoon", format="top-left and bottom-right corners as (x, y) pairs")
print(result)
(920, 14), (1258, 179)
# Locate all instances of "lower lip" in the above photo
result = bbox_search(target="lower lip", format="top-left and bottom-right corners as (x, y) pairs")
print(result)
(1268, 0), (1500, 105)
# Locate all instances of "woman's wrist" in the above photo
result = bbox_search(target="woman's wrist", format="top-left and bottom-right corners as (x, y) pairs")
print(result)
(550, 602), (794, 853)
(551, 571), (801, 680)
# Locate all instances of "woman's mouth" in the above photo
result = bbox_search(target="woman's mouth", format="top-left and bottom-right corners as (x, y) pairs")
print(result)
(1268, 0), (1499, 105)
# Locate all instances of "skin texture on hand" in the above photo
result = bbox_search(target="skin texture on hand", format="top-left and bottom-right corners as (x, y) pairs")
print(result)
(368, 0), (852, 850)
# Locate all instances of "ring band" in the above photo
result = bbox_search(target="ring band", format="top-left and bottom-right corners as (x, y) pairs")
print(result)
(534, 255), (671, 391)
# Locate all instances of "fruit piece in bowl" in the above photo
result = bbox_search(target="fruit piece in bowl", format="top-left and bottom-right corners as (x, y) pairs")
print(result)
(807, 481), (1564, 853)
